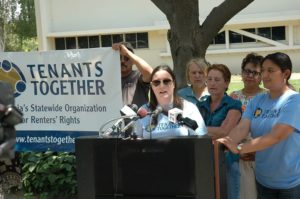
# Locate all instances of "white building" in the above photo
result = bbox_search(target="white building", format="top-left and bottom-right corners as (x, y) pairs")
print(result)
(34, 0), (300, 73)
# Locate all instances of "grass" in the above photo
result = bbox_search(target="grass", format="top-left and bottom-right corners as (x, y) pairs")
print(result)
(290, 79), (300, 92)
(228, 77), (300, 94)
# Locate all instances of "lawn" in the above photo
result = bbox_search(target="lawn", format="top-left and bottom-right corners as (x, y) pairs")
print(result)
(228, 77), (300, 94)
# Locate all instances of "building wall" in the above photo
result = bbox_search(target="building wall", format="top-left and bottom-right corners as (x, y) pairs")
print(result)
(34, 0), (300, 73)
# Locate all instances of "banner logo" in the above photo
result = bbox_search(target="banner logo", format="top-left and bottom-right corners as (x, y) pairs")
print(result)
(0, 59), (26, 97)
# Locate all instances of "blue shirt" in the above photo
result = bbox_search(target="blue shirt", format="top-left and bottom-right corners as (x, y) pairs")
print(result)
(243, 90), (300, 189)
(198, 94), (242, 126)
(177, 86), (209, 105)
(135, 100), (207, 139)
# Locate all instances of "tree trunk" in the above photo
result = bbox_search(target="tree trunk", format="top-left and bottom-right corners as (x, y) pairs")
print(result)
(0, 18), (4, 51)
(151, 0), (254, 88)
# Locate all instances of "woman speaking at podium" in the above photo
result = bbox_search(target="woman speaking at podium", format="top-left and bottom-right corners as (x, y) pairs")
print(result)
(134, 65), (207, 139)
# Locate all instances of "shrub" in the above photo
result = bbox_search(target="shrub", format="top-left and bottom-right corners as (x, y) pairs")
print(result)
(21, 151), (77, 199)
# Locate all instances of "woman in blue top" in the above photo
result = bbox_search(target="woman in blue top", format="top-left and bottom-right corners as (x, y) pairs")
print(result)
(218, 52), (300, 199)
(177, 58), (210, 104)
(135, 65), (207, 139)
(198, 64), (242, 199)
(198, 64), (242, 139)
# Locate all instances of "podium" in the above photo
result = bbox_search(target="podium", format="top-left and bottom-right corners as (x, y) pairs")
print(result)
(75, 136), (227, 199)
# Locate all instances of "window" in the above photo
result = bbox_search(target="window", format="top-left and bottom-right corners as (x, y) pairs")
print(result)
(229, 31), (242, 43)
(214, 32), (225, 44)
(272, 26), (285, 40)
(55, 38), (65, 50)
(112, 34), (123, 43)
(78, 36), (88, 49)
(89, 36), (100, 48)
(210, 31), (225, 44)
(125, 33), (137, 48)
(100, 32), (149, 49)
(66, 37), (76, 49)
(258, 26), (285, 40)
(54, 32), (149, 50)
(242, 28), (255, 42)
(101, 35), (112, 47)
(209, 26), (286, 46)
(258, 27), (271, 39)
(137, 32), (148, 48)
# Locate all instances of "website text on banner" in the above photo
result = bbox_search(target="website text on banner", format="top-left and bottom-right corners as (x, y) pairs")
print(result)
(0, 48), (122, 151)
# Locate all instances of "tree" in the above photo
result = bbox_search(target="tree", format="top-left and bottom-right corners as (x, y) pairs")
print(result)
(0, 0), (37, 52)
(14, 0), (37, 44)
(151, 0), (254, 87)
(0, 0), (18, 51)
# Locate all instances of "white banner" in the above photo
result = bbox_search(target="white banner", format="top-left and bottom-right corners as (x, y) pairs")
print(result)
(0, 48), (122, 151)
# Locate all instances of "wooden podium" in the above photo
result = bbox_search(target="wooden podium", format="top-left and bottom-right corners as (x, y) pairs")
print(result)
(75, 136), (227, 199)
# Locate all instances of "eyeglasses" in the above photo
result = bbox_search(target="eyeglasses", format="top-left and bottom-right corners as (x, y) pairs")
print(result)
(120, 55), (129, 62)
(151, 79), (173, 87)
(242, 69), (261, 77)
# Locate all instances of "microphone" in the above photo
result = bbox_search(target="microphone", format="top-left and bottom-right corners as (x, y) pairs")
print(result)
(100, 104), (138, 137)
(137, 107), (148, 118)
(120, 107), (148, 133)
(151, 105), (163, 117)
(104, 119), (122, 135)
(120, 104), (138, 117)
(127, 104), (138, 113)
(168, 108), (198, 130)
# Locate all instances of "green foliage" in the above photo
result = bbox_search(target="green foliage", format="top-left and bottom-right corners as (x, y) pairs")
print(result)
(20, 151), (77, 199)
(15, 0), (37, 39)
(0, 0), (19, 50)
(0, 0), (18, 21)
(1, 0), (37, 52)
(228, 77), (300, 94)
(5, 29), (38, 52)
(290, 79), (300, 92)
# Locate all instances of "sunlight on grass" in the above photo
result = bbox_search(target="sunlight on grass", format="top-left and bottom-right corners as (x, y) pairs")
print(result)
(228, 74), (300, 94)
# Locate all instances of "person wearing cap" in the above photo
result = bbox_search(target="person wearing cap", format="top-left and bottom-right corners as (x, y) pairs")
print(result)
(112, 42), (153, 108)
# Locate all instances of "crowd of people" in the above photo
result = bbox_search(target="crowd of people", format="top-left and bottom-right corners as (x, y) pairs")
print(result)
(112, 42), (300, 199)
(0, 41), (296, 197)
(0, 41), (298, 198)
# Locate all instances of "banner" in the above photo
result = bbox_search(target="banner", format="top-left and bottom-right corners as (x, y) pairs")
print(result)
(0, 48), (122, 151)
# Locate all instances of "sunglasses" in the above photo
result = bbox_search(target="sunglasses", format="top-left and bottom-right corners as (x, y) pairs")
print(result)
(151, 79), (173, 87)
(120, 55), (129, 62)
(242, 69), (261, 77)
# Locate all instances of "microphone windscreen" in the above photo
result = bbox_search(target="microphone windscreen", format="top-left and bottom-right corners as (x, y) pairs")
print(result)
(137, 107), (148, 118)
(154, 105), (163, 115)
(129, 104), (138, 112)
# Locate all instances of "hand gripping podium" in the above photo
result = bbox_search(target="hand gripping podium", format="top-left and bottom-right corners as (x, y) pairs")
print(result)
(75, 137), (227, 199)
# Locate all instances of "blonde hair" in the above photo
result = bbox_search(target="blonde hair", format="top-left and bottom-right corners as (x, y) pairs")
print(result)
(185, 58), (210, 84)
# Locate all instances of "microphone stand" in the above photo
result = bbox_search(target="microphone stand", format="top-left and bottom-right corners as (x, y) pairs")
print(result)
(98, 115), (137, 138)
(120, 117), (139, 139)
(149, 114), (154, 139)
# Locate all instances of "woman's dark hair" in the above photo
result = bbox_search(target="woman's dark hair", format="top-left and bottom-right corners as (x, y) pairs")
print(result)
(241, 53), (263, 70)
(262, 52), (293, 88)
(149, 64), (182, 111)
